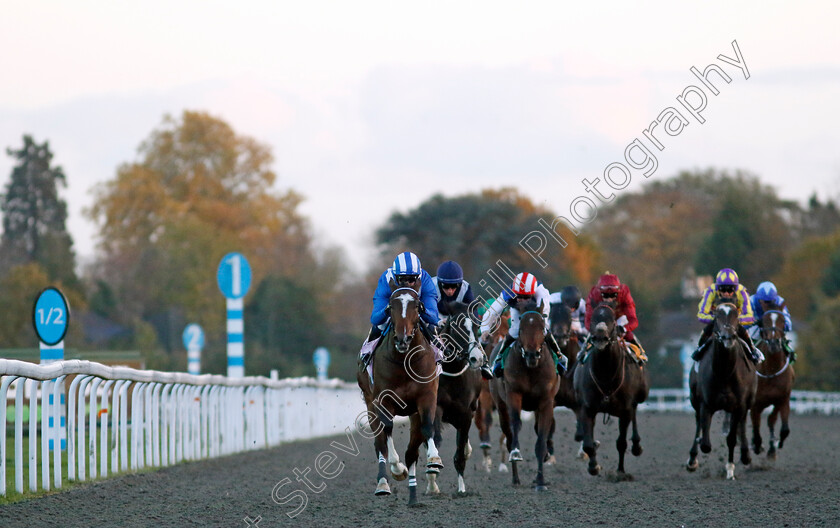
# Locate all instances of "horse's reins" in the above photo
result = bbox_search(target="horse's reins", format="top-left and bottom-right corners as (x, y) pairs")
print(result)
(588, 330), (626, 402)
(390, 287), (420, 342)
(756, 310), (790, 378)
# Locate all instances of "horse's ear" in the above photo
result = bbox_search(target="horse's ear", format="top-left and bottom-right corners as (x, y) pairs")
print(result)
(538, 299), (545, 313)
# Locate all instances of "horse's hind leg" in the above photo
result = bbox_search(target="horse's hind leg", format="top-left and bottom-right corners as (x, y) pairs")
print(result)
(630, 407), (643, 457)
(453, 417), (471, 494)
(778, 399), (791, 450)
(425, 412), (443, 494)
(507, 392), (524, 486)
(725, 410), (741, 480)
(533, 401), (553, 490)
(751, 405), (764, 455)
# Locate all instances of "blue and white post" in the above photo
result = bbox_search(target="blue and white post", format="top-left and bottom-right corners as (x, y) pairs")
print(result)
(313, 347), (330, 381)
(183, 324), (205, 375)
(217, 252), (252, 378)
(33, 287), (69, 450)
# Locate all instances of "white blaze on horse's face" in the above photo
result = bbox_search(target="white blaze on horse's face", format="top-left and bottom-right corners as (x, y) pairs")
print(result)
(770, 312), (778, 329)
(462, 316), (483, 366)
(396, 293), (414, 319)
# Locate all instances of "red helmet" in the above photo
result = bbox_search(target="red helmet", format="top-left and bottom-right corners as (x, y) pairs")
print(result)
(512, 272), (538, 296)
(597, 273), (621, 295)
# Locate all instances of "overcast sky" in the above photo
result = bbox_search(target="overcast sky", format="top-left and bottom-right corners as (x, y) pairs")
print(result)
(1, 2), (838, 272)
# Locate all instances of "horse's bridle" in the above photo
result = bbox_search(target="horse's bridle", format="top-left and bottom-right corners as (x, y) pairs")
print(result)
(389, 287), (419, 352)
(439, 314), (481, 376)
(517, 310), (546, 362)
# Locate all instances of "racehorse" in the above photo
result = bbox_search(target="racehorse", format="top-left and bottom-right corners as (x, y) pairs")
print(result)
(574, 304), (649, 476)
(489, 299), (560, 490)
(751, 306), (794, 459)
(686, 303), (757, 480)
(546, 302), (581, 464)
(475, 309), (509, 472)
(356, 284), (442, 505)
(426, 301), (484, 495)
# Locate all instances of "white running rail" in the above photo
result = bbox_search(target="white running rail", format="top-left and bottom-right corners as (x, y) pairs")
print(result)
(642, 388), (840, 414)
(0, 359), (364, 497)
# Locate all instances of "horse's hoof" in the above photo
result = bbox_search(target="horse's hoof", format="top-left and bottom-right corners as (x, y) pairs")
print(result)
(425, 466), (440, 475)
(725, 462), (736, 480)
(588, 464), (601, 476)
(686, 459), (699, 472)
(425, 483), (441, 495)
(426, 456), (444, 469)
(700, 443), (712, 454)
(767, 450), (777, 461)
(753, 445), (763, 455)
(741, 453), (752, 466)
(631, 444), (643, 457)
(534, 484), (548, 492)
(480, 442), (492, 449)
(391, 465), (409, 481)
(498, 462), (509, 473)
(375, 478), (392, 496)
(545, 455), (556, 466)
(509, 449), (523, 462)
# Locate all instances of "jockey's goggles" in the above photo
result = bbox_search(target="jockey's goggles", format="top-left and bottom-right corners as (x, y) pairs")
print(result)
(601, 292), (618, 299)
(396, 274), (420, 285)
(717, 285), (736, 294)
(441, 283), (459, 290)
(514, 294), (533, 301)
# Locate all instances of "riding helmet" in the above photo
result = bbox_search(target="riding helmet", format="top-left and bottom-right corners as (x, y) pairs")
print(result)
(755, 281), (778, 301)
(392, 251), (422, 276)
(561, 285), (581, 309)
(715, 268), (739, 287)
(436, 260), (464, 285)
(512, 272), (538, 295)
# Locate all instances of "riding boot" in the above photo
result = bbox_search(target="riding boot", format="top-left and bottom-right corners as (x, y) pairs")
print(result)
(544, 332), (569, 374)
(493, 334), (516, 379)
(361, 325), (383, 367)
(479, 352), (494, 380)
(784, 340), (797, 362)
(737, 326), (763, 363)
(692, 323), (714, 361)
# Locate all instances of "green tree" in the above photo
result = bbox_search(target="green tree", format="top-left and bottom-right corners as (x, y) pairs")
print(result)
(797, 296), (840, 390)
(822, 244), (840, 298)
(0, 135), (79, 288)
(375, 188), (600, 292)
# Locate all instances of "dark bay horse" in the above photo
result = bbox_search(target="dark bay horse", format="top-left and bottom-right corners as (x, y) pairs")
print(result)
(546, 302), (581, 464)
(686, 303), (757, 480)
(475, 309), (509, 472)
(356, 285), (441, 505)
(751, 307), (794, 459)
(573, 304), (649, 476)
(489, 300), (560, 490)
(427, 301), (484, 495)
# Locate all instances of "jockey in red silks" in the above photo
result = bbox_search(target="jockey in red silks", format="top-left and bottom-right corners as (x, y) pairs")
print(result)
(583, 272), (647, 364)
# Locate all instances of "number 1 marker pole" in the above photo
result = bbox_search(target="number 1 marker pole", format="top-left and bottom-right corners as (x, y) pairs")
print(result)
(217, 253), (251, 378)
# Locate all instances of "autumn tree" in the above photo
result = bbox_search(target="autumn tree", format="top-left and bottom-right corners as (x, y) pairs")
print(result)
(0, 135), (79, 288)
(86, 111), (342, 370)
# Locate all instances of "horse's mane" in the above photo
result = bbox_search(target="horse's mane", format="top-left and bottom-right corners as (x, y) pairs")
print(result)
(549, 302), (571, 324)
(445, 300), (469, 316)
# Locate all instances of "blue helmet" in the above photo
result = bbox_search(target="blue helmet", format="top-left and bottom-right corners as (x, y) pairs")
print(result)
(436, 260), (464, 285)
(392, 251), (422, 276)
(755, 281), (778, 301)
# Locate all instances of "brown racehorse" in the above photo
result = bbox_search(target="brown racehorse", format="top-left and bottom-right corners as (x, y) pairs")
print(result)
(574, 304), (649, 476)
(356, 284), (441, 505)
(489, 299), (560, 490)
(751, 307), (795, 459)
(686, 303), (757, 480)
(426, 301), (484, 495)
(545, 302), (581, 464)
(475, 309), (509, 472)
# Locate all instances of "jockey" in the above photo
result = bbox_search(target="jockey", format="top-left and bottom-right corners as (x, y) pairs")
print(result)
(549, 285), (588, 338)
(583, 272), (647, 364)
(432, 260), (492, 379)
(480, 272), (569, 378)
(693, 268), (762, 363)
(360, 251), (440, 360)
(432, 260), (475, 316)
(750, 281), (796, 361)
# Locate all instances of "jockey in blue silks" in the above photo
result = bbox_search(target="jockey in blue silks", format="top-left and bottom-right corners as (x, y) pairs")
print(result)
(360, 252), (440, 360)
(750, 281), (796, 361)
(432, 259), (493, 379)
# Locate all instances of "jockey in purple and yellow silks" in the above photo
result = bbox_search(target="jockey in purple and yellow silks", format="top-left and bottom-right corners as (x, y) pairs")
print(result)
(693, 268), (762, 363)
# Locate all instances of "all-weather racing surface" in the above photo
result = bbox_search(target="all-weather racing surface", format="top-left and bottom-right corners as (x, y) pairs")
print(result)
(1, 411), (838, 527)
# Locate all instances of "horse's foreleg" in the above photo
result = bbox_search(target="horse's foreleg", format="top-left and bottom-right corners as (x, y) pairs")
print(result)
(495, 396), (512, 473)
(725, 410), (741, 480)
(507, 392), (524, 486)
(751, 405), (763, 454)
(371, 412), (392, 496)
(417, 399), (443, 473)
(739, 410), (751, 466)
(408, 463), (418, 506)
(544, 416), (556, 465)
(700, 404), (713, 454)
(616, 412), (630, 474)
(778, 399), (791, 450)
(453, 418), (471, 494)
(687, 407), (702, 472)
(581, 408), (600, 476)
(533, 402), (553, 490)
(630, 406), (643, 457)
